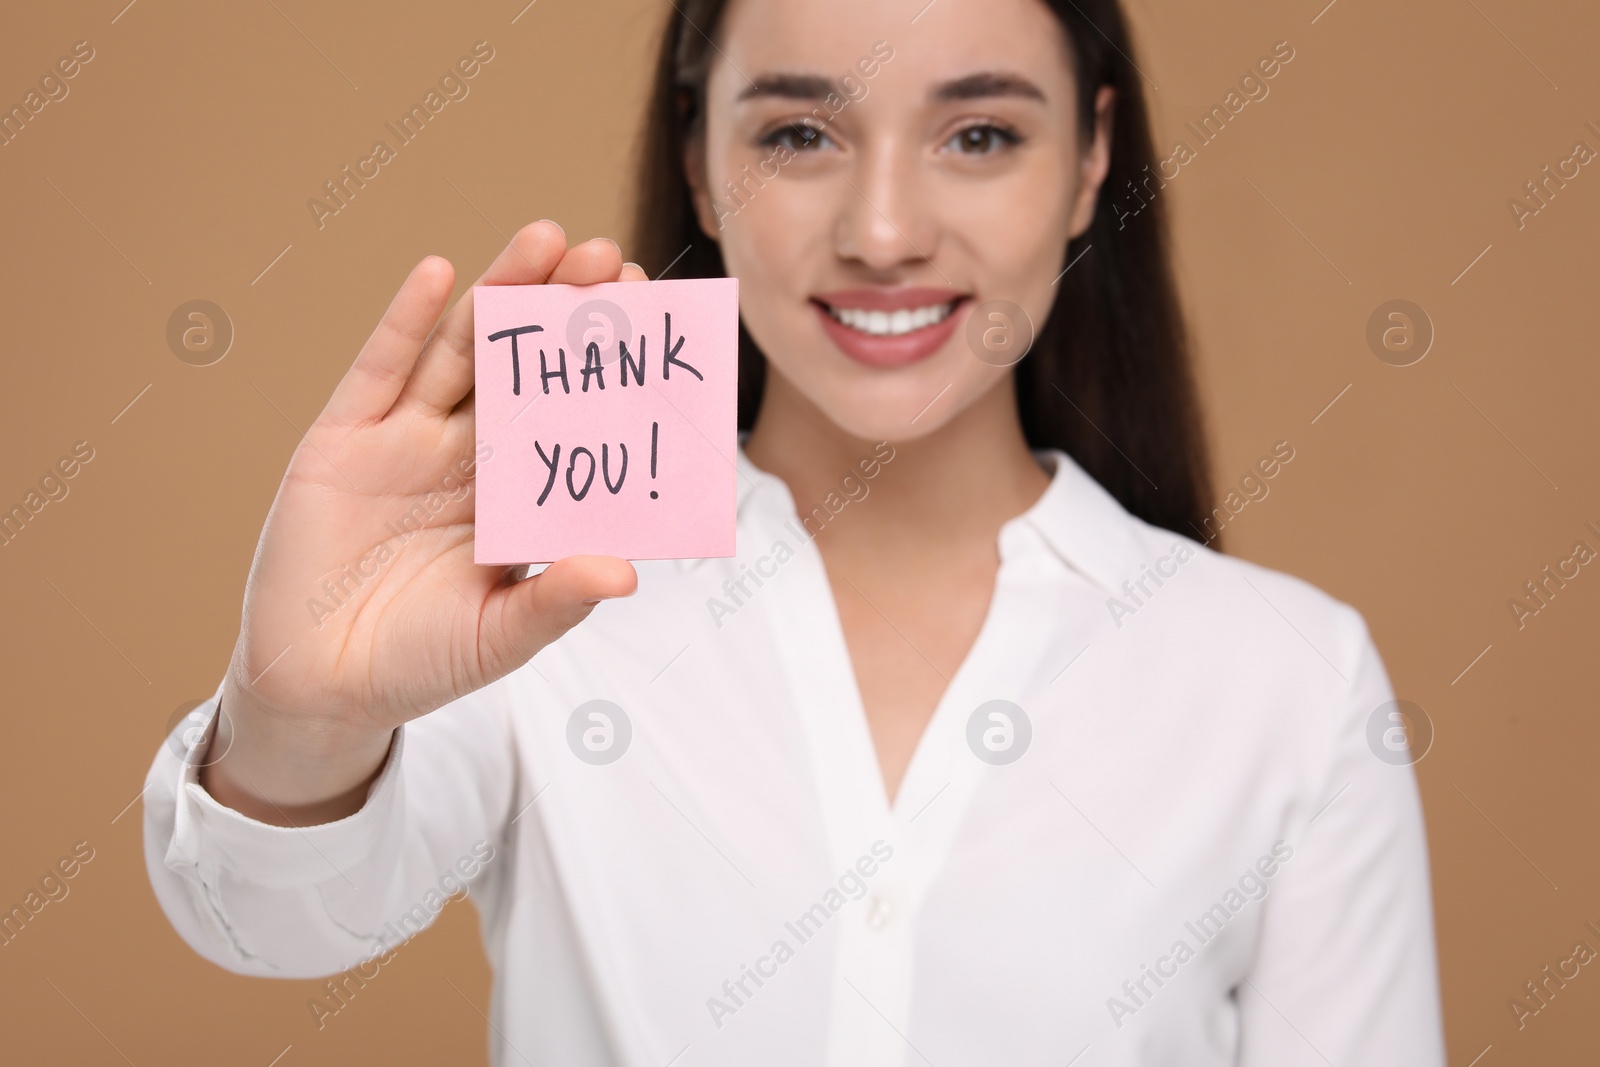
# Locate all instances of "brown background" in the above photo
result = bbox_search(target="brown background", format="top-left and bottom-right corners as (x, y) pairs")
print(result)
(1, 0), (1596, 1063)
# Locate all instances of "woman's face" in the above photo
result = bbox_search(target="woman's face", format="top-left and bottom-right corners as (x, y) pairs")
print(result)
(691, 0), (1113, 443)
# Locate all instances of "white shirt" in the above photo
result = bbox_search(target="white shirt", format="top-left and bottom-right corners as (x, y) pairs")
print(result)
(144, 447), (1445, 1066)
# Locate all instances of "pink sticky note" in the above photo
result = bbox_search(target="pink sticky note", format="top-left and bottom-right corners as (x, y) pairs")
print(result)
(472, 278), (739, 564)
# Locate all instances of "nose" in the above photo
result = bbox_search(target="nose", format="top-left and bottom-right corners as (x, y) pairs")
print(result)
(833, 137), (939, 273)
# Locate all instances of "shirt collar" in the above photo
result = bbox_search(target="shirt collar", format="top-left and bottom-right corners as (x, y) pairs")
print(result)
(1006, 448), (1145, 596)
(675, 445), (1145, 597)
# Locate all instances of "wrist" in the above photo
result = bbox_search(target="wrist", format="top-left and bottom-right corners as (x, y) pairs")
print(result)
(198, 679), (396, 825)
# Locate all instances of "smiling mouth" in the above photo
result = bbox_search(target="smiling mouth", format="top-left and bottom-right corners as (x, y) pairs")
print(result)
(818, 299), (963, 337)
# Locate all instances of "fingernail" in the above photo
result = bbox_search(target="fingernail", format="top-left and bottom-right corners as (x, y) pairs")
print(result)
(596, 237), (621, 252)
(536, 219), (566, 239)
(623, 261), (644, 274)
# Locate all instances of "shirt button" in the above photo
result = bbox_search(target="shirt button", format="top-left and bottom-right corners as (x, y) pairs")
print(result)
(864, 894), (893, 931)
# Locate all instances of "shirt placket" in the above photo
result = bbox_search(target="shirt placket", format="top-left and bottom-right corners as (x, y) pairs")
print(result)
(761, 501), (1064, 1066)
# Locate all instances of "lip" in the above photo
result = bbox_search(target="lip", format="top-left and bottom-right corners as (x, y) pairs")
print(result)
(812, 287), (970, 369)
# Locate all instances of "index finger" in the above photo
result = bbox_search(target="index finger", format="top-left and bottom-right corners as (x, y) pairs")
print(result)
(390, 221), (572, 418)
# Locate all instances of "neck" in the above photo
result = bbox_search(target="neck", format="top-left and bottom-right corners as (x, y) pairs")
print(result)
(742, 371), (1052, 558)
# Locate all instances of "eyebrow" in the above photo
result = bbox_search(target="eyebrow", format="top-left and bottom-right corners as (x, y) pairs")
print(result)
(735, 74), (836, 102)
(932, 72), (1047, 103)
(734, 70), (1048, 104)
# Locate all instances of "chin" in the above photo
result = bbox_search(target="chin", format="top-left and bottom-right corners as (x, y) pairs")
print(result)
(801, 364), (1003, 445)
(813, 401), (944, 444)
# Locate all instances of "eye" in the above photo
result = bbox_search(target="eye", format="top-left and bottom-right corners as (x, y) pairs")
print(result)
(944, 123), (1023, 156)
(760, 122), (835, 153)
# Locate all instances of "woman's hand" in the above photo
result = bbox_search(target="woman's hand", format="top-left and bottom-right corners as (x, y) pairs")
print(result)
(201, 222), (645, 824)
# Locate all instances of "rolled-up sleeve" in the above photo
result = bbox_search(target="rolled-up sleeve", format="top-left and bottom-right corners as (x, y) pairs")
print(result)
(1237, 608), (1446, 1066)
(142, 681), (516, 979)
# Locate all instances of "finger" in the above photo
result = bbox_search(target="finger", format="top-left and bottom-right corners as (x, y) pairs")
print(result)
(392, 221), (570, 418)
(487, 555), (638, 662)
(620, 261), (649, 283)
(322, 256), (455, 426)
(547, 238), (625, 286)
(467, 219), (569, 289)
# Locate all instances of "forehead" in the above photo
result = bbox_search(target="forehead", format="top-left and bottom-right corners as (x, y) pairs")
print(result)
(711, 0), (1077, 97)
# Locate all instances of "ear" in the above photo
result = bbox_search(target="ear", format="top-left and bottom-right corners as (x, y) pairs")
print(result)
(684, 134), (725, 240)
(1066, 85), (1116, 239)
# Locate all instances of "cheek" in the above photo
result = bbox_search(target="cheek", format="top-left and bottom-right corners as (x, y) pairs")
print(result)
(931, 159), (1076, 333)
(707, 156), (838, 342)
(718, 190), (817, 283)
(717, 202), (817, 355)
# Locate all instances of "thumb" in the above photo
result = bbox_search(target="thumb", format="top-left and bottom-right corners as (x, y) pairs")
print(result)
(486, 555), (638, 666)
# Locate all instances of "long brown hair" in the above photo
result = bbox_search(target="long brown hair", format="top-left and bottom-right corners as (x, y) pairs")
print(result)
(631, 0), (1216, 543)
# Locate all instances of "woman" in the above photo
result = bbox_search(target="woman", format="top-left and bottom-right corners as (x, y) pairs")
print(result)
(144, 0), (1445, 1063)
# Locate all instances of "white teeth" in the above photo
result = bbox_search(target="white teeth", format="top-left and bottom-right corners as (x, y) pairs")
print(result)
(829, 301), (956, 337)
